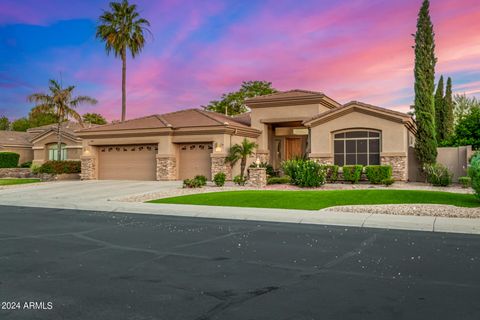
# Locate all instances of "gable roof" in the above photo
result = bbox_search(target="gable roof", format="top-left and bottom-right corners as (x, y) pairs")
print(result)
(303, 100), (416, 133)
(0, 131), (35, 147)
(77, 109), (255, 133)
(232, 112), (251, 126)
(245, 89), (341, 109)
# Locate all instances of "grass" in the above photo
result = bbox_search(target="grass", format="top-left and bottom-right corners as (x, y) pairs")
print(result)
(0, 178), (41, 186)
(148, 190), (480, 210)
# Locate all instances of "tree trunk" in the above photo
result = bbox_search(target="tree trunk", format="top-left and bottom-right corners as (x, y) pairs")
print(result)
(121, 48), (127, 122)
(57, 121), (62, 161)
(240, 157), (246, 179)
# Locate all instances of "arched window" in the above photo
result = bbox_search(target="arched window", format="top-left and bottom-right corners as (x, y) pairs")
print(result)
(48, 144), (67, 161)
(333, 130), (381, 166)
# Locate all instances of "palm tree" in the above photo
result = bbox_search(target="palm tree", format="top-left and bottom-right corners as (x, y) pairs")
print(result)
(96, 0), (150, 122)
(226, 138), (258, 179)
(28, 80), (97, 160)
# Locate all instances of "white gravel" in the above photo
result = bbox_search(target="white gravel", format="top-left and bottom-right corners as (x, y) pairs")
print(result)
(329, 204), (480, 218)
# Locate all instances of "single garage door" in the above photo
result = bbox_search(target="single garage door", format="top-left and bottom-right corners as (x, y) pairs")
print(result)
(98, 144), (157, 180)
(178, 143), (212, 180)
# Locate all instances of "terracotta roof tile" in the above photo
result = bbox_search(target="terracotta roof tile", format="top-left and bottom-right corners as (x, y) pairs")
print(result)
(246, 89), (324, 102)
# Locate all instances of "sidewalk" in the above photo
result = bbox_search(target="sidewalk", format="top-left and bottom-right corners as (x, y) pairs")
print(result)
(1, 196), (479, 235)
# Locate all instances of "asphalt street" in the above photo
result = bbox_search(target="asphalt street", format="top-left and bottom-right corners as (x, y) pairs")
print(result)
(0, 205), (479, 320)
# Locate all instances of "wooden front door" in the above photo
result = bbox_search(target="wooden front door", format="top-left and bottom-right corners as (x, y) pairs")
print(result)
(285, 138), (303, 160)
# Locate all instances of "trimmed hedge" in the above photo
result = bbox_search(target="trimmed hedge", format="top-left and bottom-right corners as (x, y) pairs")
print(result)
(0, 152), (20, 168)
(365, 165), (392, 184)
(282, 159), (325, 187)
(38, 161), (81, 174)
(459, 176), (471, 188)
(194, 175), (207, 186)
(321, 165), (339, 183)
(342, 165), (363, 184)
(267, 176), (291, 185)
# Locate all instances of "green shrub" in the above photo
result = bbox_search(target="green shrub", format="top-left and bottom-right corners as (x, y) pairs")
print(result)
(424, 163), (453, 187)
(31, 163), (41, 174)
(20, 161), (32, 168)
(194, 175), (207, 186)
(38, 161), (81, 174)
(458, 176), (471, 188)
(0, 152), (20, 168)
(249, 162), (276, 177)
(233, 175), (246, 186)
(281, 159), (325, 187)
(342, 165), (363, 184)
(267, 176), (291, 185)
(382, 178), (395, 187)
(365, 165), (392, 184)
(469, 153), (480, 198)
(213, 172), (226, 187)
(183, 178), (202, 188)
(321, 165), (339, 183)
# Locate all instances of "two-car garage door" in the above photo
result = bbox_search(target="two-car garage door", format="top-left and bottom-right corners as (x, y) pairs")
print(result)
(96, 143), (213, 181)
(98, 144), (157, 180)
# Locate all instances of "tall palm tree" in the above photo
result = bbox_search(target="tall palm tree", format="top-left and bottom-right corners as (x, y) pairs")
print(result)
(28, 80), (97, 160)
(226, 138), (258, 179)
(96, 0), (150, 122)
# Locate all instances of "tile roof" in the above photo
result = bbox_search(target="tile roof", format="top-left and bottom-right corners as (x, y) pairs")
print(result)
(78, 109), (252, 132)
(245, 89), (325, 102)
(0, 131), (35, 147)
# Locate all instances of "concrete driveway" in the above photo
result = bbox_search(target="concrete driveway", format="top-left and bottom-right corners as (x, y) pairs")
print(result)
(0, 180), (182, 206)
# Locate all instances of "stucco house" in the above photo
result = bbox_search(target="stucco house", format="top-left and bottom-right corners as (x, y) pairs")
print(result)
(0, 122), (83, 165)
(76, 90), (416, 181)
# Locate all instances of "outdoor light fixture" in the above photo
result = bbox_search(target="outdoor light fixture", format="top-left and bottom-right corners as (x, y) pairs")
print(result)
(214, 143), (223, 152)
(255, 157), (261, 167)
(83, 148), (91, 156)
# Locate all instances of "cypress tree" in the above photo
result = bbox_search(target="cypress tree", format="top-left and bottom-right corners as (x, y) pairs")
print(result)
(434, 75), (444, 141)
(413, 0), (437, 165)
(443, 77), (454, 141)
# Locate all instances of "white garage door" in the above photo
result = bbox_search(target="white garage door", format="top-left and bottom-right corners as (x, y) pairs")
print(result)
(98, 144), (157, 180)
(178, 143), (212, 180)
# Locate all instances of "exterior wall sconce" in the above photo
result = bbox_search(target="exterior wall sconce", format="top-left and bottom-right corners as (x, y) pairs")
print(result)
(83, 148), (91, 156)
(214, 143), (223, 152)
(255, 157), (261, 167)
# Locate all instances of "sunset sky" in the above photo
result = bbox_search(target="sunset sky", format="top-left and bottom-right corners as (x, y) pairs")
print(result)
(1, 0), (479, 121)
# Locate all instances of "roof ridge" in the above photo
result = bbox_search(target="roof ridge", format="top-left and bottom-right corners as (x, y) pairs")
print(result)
(154, 114), (172, 127)
(194, 109), (227, 125)
(344, 101), (411, 117)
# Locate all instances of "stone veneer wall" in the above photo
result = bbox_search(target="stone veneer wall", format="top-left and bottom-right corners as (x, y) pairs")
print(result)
(247, 167), (267, 188)
(80, 156), (96, 180)
(381, 155), (407, 181)
(0, 168), (34, 178)
(256, 152), (269, 163)
(211, 155), (232, 181)
(156, 155), (176, 180)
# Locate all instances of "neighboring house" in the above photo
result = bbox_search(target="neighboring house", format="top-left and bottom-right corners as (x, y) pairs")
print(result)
(76, 90), (416, 181)
(0, 122), (84, 165)
(0, 131), (35, 164)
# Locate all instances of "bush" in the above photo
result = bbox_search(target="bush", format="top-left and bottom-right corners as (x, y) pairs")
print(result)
(458, 176), (471, 188)
(281, 159), (325, 187)
(38, 161), (81, 174)
(194, 175), (207, 186)
(321, 165), (339, 183)
(267, 176), (291, 185)
(20, 161), (32, 168)
(342, 165), (363, 184)
(469, 153), (480, 198)
(0, 152), (20, 168)
(382, 178), (395, 187)
(213, 172), (226, 187)
(365, 165), (392, 184)
(424, 163), (453, 187)
(233, 175), (246, 186)
(183, 178), (202, 188)
(31, 163), (41, 174)
(249, 162), (276, 177)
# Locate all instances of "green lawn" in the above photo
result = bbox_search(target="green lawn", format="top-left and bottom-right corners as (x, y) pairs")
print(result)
(148, 190), (480, 210)
(0, 178), (41, 186)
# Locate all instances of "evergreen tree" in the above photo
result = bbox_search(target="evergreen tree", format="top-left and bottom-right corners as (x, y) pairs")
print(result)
(413, 0), (437, 165)
(443, 77), (454, 141)
(434, 75), (444, 141)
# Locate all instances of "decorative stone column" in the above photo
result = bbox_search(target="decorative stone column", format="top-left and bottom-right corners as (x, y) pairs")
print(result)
(80, 155), (96, 180)
(255, 151), (269, 164)
(211, 153), (232, 180)
(156, 155), (176, 180)
(381, 155), (407, 181)
(247, 167), (267, 188)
